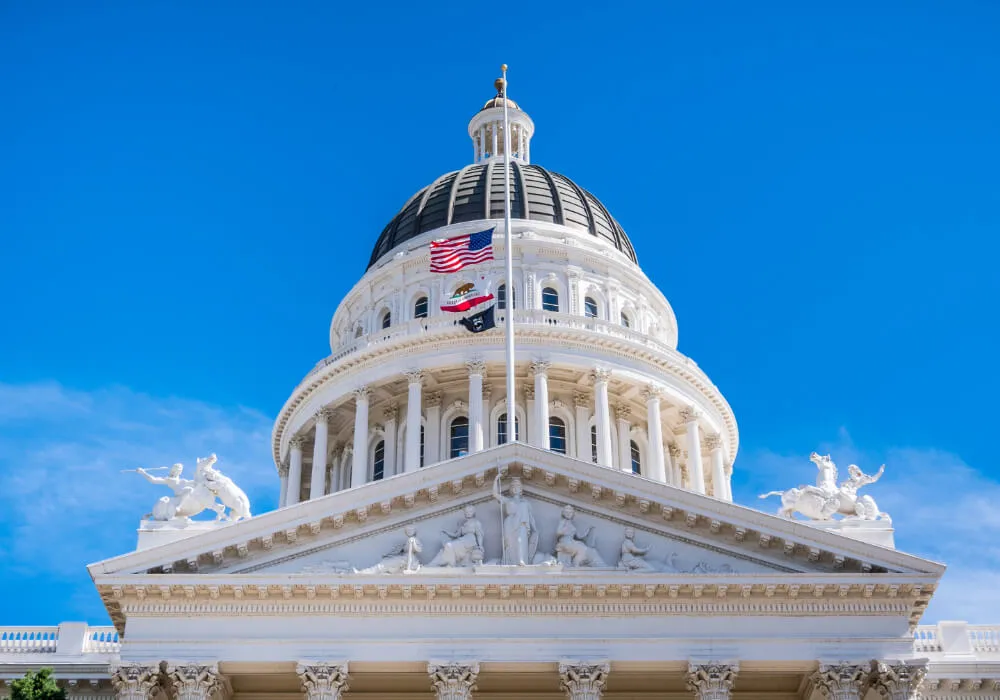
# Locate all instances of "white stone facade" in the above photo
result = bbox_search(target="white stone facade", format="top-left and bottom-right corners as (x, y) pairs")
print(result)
(2, 81), (998, 700)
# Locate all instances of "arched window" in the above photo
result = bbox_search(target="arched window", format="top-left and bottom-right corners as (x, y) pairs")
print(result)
(354, 325), (364, 338)
(630, 440), (642, 475)
(584, 296), (598, 318)
(497, 284), (516, 310)
(591, 425), (598, 463)
(449, 416), (469, 458)
(373, 440), (385, 481)
(381, 310), (392, 329)
(541, 287), (559, 312)
(414, 296), (429, 319)
(549, 417), (567, 454)
(620, 311), (631, 328)
(497, 413), (521, 445)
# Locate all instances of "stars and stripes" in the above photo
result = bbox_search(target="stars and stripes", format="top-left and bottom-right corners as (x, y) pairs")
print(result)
(429, 228), (495, 273)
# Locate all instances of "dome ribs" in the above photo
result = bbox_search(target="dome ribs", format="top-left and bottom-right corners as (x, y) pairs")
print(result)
(367, 163), (638, 268)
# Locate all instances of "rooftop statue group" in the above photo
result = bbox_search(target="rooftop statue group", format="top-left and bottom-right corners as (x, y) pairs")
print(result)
(349, 476), (733, 575)
(131, 453), (252, 523)
(760, 452), (890, 522)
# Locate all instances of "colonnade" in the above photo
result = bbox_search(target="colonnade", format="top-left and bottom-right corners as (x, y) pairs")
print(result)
(110, 660), (928, 700)
(279, 363), (734, 508)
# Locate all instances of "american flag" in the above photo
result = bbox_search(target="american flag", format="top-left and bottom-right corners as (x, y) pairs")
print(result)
(429, 228), (495, 273)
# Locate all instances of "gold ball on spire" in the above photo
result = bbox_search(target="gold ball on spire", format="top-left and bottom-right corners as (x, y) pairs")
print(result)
(501, 63), (508, 72)
(494, 77), (506, 92)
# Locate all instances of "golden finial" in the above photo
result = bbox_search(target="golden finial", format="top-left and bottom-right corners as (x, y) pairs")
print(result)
(501, 63), (508, 72)
(494, 77), (506, 94)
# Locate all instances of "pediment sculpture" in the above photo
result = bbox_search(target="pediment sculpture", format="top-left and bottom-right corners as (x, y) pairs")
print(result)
(759, 452), (890, 522)
(128, 453), (252, 523)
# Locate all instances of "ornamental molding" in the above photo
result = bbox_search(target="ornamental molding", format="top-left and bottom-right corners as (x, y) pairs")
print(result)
(812, 663), (871, 700)
(686, 662), (739, 700)
(164, 663), (227, 700)
(275, 322), (736, 467)
(870, 660), (928, 700)
(296, 662), (349, 700)
(559, 660), (610, 699)
(427, 661), (479, 700)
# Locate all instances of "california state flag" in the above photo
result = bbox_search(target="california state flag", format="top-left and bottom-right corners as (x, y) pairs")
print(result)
(441, 283), (494, 313)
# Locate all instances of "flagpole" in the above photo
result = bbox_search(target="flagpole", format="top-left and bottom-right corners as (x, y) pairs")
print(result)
(500, 64), (517, 444)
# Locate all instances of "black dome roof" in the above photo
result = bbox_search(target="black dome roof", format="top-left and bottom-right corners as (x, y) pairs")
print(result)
(368, 162), (636, 269)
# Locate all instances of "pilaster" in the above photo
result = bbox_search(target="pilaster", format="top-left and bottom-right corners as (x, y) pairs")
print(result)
(427, 662), (479, 700)
(559, 661), (610, 700)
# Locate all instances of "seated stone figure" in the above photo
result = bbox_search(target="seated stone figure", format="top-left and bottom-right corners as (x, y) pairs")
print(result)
(428, 506), (485, 567)
(555, 505), (607, 568)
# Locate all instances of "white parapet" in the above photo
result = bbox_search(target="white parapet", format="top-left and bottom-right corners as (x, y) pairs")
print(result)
(805, 518), (895, 549)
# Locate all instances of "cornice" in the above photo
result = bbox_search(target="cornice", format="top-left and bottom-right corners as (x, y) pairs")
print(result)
(90, 447), (941, 633)
(273, 319), (737, 467)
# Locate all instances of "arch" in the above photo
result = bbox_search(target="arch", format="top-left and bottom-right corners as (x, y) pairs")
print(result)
(489, 400), (527, 447)
(629, 427), (649, 478)
(583, 296), (599, 319)
(588, 415), (619, 467)
(367, 426), (387, 482)
(372, 440), (386, 481)
(396, 416), (427, 469)
(548, 416), (568, 455)
(580, 284), (608, 320)
(534, 273), (568, 313)
(439, 401), (469, 460)
(354, 324), (364, 339)
(448, 415), (470, 459)
(548, 400), (576, 458)
(380, 308), (392, 329)
(620, 310), (631, 329)
(410, 290), (430, 320)
(496, 283), (519, 310)
(541, 286), (560, 312)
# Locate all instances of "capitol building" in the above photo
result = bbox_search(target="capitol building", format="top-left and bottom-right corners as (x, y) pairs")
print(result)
(1, 82), (997, 700)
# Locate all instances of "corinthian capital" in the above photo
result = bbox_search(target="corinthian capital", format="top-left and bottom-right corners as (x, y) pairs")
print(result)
(704, 433), (723, 451)
(679, 405), (700, 423)
(352, 386), (371, 402)
(404, 368), (425, 385)
(530, 359), (551, 376)
(523, 385), (535, 400)
(315, 407), (335, 424)
(425, 391), (443, 407)
(466, 357), (487, 376)
(382, 401), (398, 422)
(812, 663), (870, 700)
(686, 663), (738, 700)
(110, 664), (161, 700)
(590, 367), (611, 384)
(427, 662), (479, 700)
(296, 663), (349, 700)
(573, 391), (591, 408)
(614, 404), (631, 421)
(559, 661), (610, 700)
(165, 664), (226, 700)
(289, 435), (306, 450)
(641, 384), (663, 403)
(870, 660), (928, 700)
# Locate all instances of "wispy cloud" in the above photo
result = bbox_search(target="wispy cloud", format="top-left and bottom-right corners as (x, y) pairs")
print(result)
(0, 381), (275, 624)
(734, 430), (1000, 623)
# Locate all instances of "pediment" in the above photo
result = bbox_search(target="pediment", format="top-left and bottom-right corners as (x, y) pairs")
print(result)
(89, 444), (943, 630)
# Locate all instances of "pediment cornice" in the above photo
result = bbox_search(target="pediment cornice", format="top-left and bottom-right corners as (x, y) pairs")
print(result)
(90, 444), (942, 631)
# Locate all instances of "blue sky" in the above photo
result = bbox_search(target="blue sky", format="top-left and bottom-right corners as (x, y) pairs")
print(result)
(1, 2), (998, 625)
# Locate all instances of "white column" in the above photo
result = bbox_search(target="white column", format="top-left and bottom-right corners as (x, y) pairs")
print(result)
(165, 664), (225, 700)
(870, 661), (928, 700)
(532, 360), (551, 449)
(574, 391), (591, 461)
(559, 661), (610, 700)
(287, 436), (304, 506)
(351, 386), (371, 488)
(297, 663), (350, 700)
(811, 664), (870, 700)
(642, 386), (667, 483)
(339, 449), (352, 490)
(723, 463), (733, 500)
(327, 443), (342, 493)
(615, 405), (632, 472)
(278, 462), (289, 507)
(482, 383), (493, 443)
(467, 359), (486, 453)
(668, 442), (683, 486)
(382, 402), (398, 477)
(686, 663), (738, 700)
(681, 406), (705, 494)
(425, 391), (442, 464)
(310, 408), (332, 500)
(479, 125), (486, 160)
(706, 433), (727, 500)
(428, 662), (479, 700)
(491, 123), (498, 157)
(111, 664), (160, 700)
(404, 369), (424, 472)
(592, 368), (613, 467)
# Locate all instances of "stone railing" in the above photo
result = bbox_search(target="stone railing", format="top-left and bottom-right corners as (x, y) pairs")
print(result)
(0, 623), (120, 657)
(914, 622), (1000, 656)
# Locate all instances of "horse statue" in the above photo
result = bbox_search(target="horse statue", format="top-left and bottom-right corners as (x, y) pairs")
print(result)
(196, 454), (252, 521)
(134, 453), (252, 523)
(760, 452), (891, 522)
(759, 452), (841, 520)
